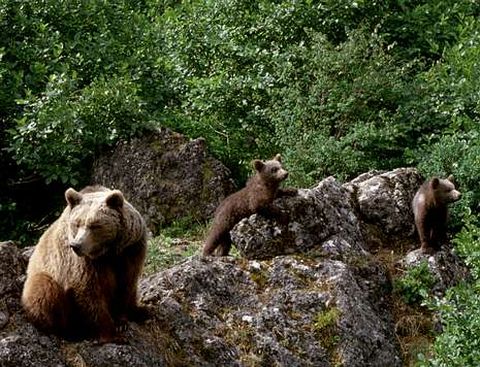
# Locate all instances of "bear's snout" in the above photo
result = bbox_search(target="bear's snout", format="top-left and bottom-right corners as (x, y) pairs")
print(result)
(452, 190), (461, 201)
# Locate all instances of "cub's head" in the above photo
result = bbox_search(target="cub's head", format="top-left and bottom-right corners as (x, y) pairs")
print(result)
(430, 175), (461, 204)
(65, 187), (125, 259)
(253, 154), (289, 184)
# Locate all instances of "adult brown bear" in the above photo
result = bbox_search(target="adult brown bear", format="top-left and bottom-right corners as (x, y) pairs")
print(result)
(22, 185), (149, 343)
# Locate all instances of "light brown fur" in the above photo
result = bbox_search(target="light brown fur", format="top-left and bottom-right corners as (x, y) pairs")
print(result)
(412, 176), (461, 254)
(22, 185), (148, 343)
(203, 154), (296, 256)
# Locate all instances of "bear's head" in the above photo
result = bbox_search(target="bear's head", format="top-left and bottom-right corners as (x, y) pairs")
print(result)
(253, 154), (289, 184)
(64, 187), (125, 259)
(431, 175), (461, 204)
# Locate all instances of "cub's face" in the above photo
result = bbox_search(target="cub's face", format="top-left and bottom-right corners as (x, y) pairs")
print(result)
(65, 188), (124, 259)
(253, 154), (289, 183)
(432, 176), (461, 204)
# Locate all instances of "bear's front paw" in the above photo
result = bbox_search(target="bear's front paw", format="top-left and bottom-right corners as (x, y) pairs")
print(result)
(96, 333), (129, 345)
(420, 245), (436, 255)
(127, 304), (152, 323)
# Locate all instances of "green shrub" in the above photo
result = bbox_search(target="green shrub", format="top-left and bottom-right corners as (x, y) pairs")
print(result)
(452, 217), (480, 281)
(394, 261), (436, 305)
(418, 283), (480, 367)
(8, 73), (148, 185)
(416, 217), (480, 366)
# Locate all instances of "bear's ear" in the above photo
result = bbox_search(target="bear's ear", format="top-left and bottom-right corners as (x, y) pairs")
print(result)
(65, 188), (82, 208)
(447, 174), (455, 183)
(431, 177), (440, 189)
(253, 159), (264, 171)
(273, 154), (282, 162)
(106, 190), (124, 209)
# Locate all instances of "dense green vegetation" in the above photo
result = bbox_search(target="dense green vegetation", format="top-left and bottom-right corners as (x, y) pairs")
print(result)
(1, 0), (479, 364)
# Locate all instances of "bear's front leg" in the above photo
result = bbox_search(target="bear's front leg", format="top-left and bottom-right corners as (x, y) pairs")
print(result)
(95, 302), (126, 344)
(116, 240), (150, 323)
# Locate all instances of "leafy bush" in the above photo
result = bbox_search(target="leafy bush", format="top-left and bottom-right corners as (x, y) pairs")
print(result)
(418, 283), (480, 367)
(416, 217), (480, 366)
(452, 218), (480, 281)
(394, 261), (436, 305)
(8, 73), (148, 184)
(409, 18), (480, 227)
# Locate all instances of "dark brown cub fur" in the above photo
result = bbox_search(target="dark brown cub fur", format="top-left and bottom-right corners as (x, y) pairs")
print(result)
(203, 154), (296, 256)
(412, 175), (461, 254)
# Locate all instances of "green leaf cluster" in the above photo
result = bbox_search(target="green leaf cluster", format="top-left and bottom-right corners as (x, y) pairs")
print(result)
(394, 261), (436, 305)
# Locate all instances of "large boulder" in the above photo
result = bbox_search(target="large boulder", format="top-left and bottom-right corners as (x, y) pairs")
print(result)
(1, 167), (469, 367)
(140, 256), (402, 367)
(91, 127), (235, 234)
(231, 177), (367, 260)
(232, 168), (423, 260)
(344, 168), (424, 250)
(1, 241), (402, 367)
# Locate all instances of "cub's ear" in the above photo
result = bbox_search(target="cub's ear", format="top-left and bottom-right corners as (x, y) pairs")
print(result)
(106, 190), (125, 209)
(273, 154), (282, 162)
(431, 177), (440, 189)
(447, 174), (455, 183)
(65, 188), (82, 208)
(253, 159), (264, 172)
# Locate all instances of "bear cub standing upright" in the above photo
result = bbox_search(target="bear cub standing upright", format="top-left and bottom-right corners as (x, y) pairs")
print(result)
(412, 175), (461, 254)
(203, 154), (296, 256)
(22, 185), (149, 343)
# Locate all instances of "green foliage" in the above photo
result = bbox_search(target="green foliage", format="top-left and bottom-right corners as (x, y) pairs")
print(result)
(1, 0), (173, 185)
(313, 307), (340, 332)
(452, 217), (480, 281)
(8, 73), (148, 184)
(416, 218), (480, 366)
(144, 219), (205, 274)
(394, 261), (436, 305)
(418, 283), (480, 367)
(144, 234), (201, 275)
(313, 306), (341, 363)
(410, 18), (480, 227)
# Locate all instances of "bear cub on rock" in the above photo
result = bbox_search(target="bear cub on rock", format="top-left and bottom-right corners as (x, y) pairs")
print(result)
(22, 185), (149, 343)
(203, 154), (296, 256)
(412, 175), (461, 254)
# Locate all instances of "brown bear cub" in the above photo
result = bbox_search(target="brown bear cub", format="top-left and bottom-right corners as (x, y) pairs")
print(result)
(22, 185), (149, 343)
(203, 154), (296, 256)
(412, 175), (461, 254)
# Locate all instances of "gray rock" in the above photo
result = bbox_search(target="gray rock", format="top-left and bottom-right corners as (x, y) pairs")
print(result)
(232, 168), (424, 260)
(0, 167), (468, 367)
(345, 168), (423, 245)
(231, 176), (368, 260)
(0, 241), (26, 320)
(140, 256), (402, 367)
(91, 127), (235, 234)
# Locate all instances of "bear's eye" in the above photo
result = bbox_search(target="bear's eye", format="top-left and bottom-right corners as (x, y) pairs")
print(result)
(271, 167), (279, 173)
(88, 223), (102, 230)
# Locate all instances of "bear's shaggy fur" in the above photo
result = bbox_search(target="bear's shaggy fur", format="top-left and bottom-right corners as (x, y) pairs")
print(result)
(203, 154), (296, 256)
(412, 176), (461, 253)
(22, 185), (148, 343)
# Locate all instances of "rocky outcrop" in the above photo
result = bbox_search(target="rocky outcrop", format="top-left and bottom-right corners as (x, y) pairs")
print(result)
(231, 177), (367, 260)
(0, 168), (470, 366)
(232, 168), (423, 260)
(140, 256), (401, 367)
(0, 240), (401, 367)
(91, 127), (235, 234)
